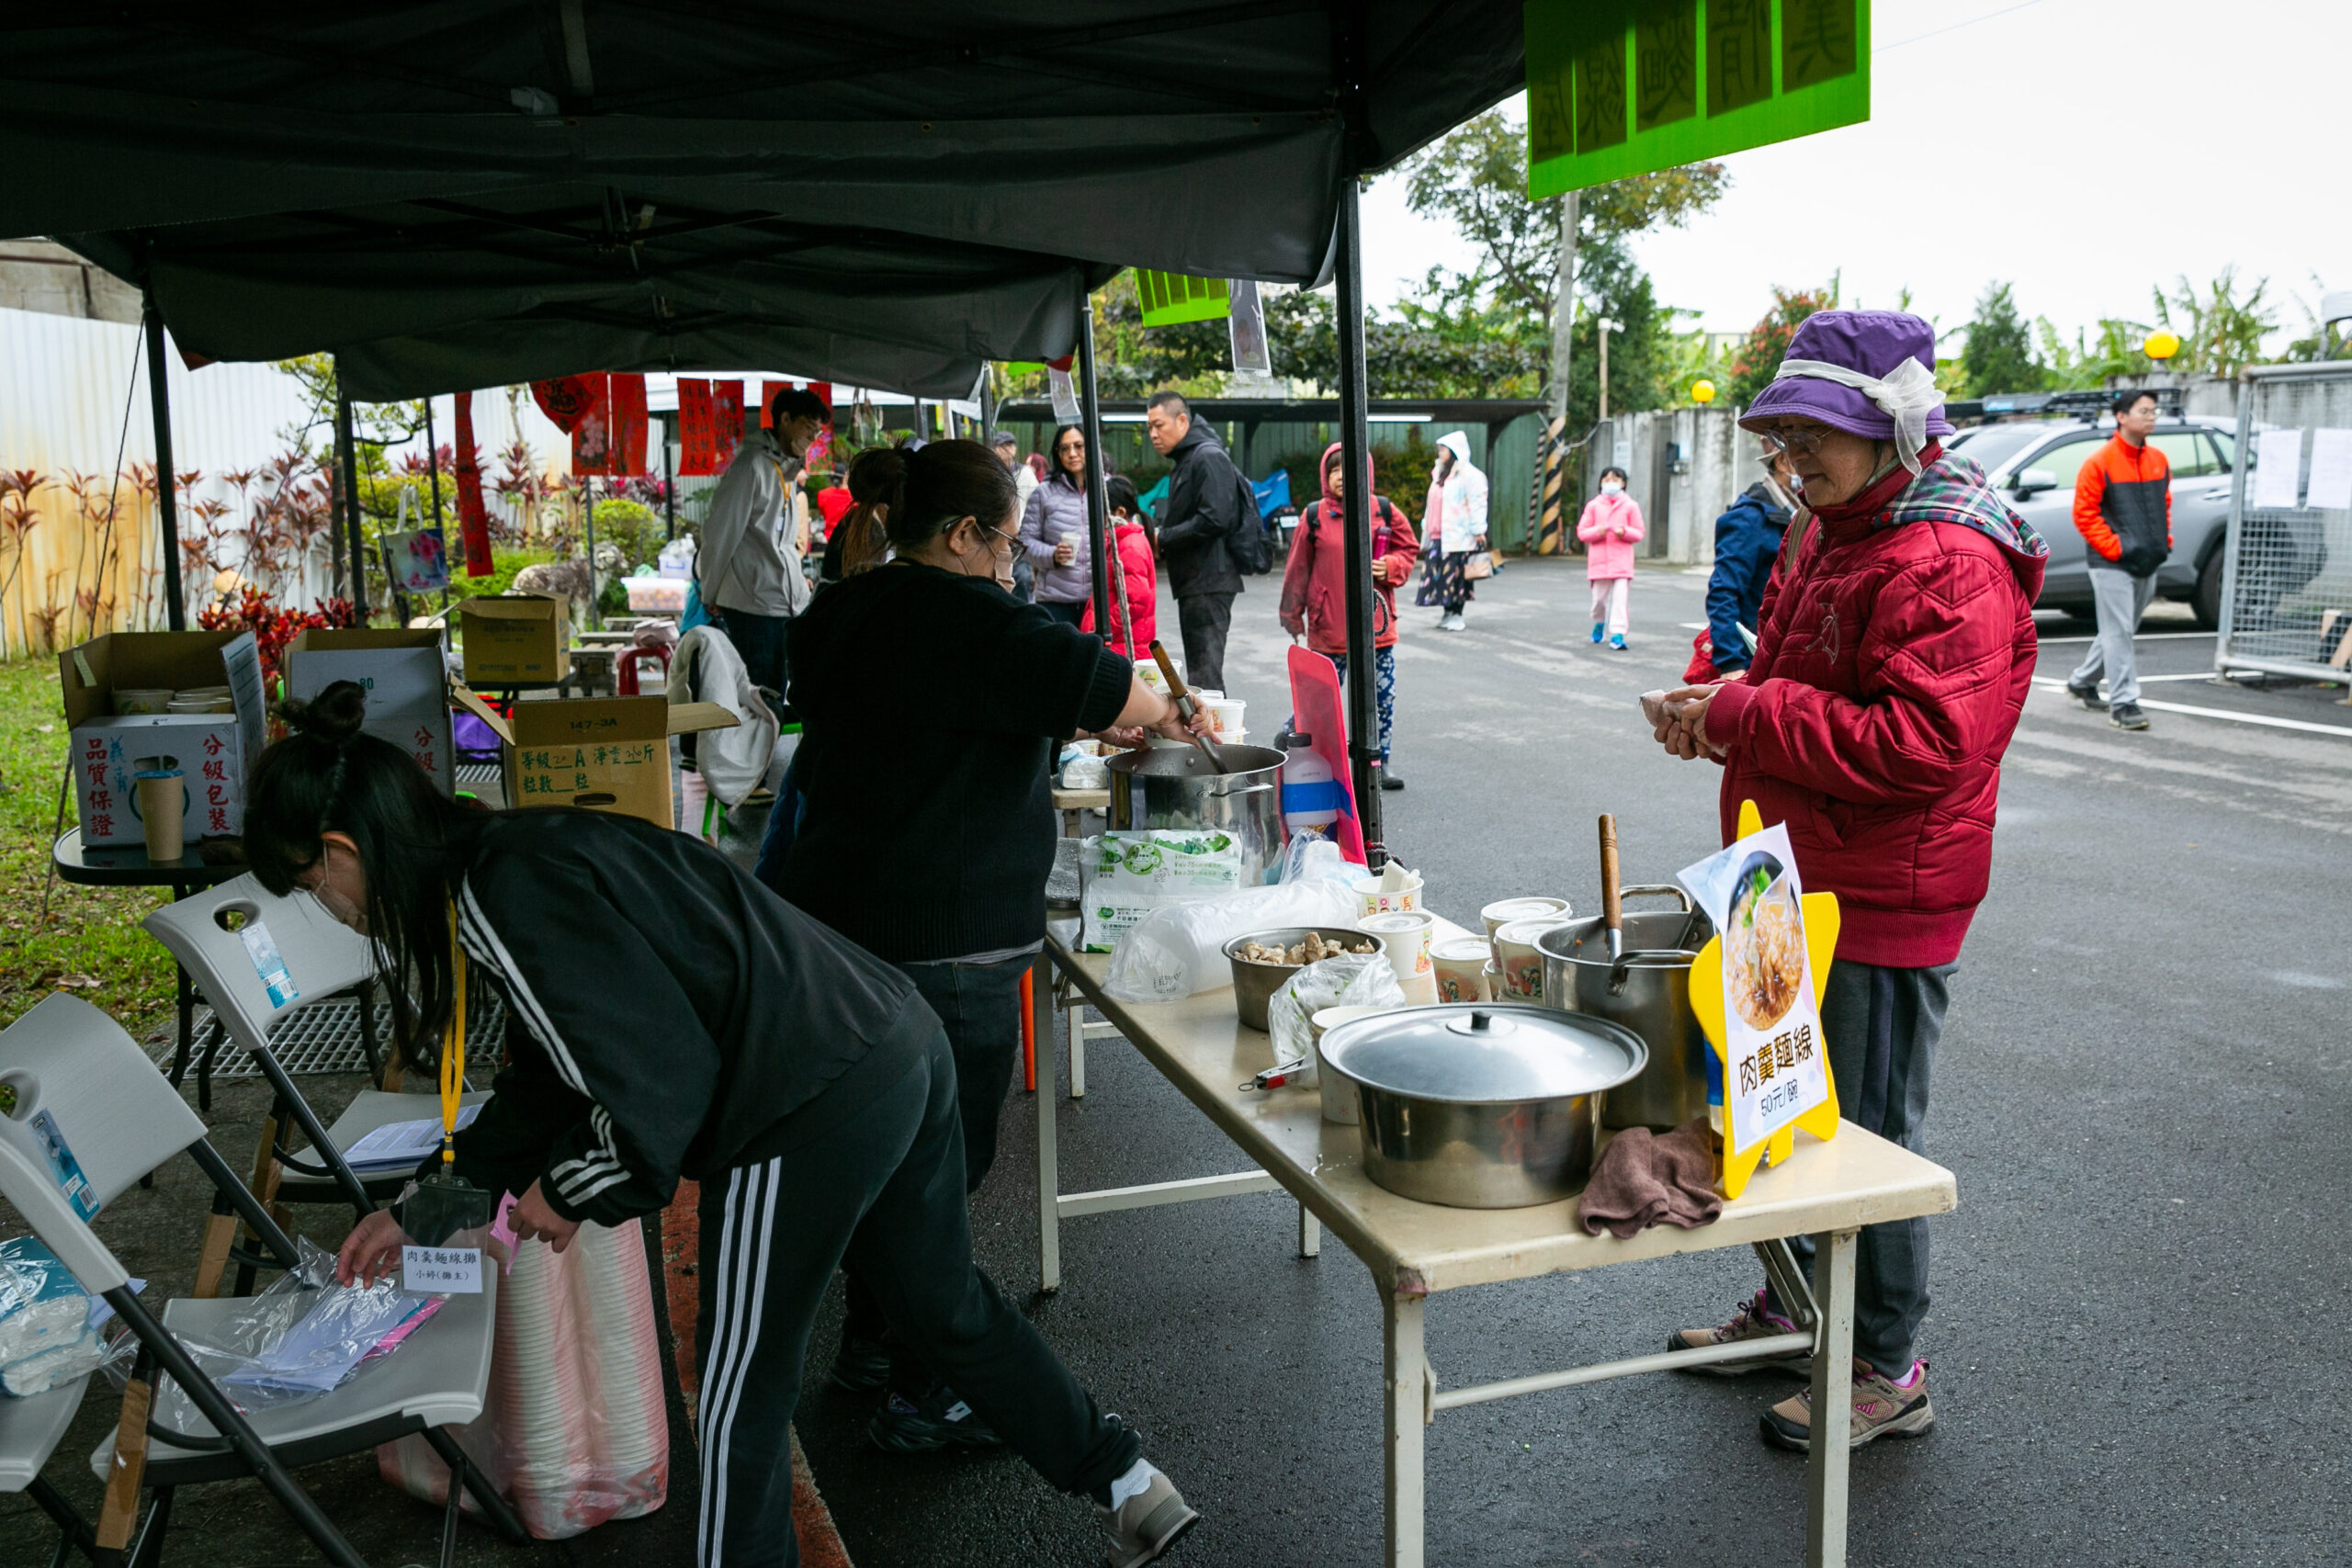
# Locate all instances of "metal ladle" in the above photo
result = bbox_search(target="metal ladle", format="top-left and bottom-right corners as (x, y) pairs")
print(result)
(1149, 638), (1229, 772)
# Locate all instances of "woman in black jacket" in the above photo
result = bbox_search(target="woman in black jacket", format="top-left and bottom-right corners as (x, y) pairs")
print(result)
(775, 439), (1200, 1441)
(259, 685), (1198, 1568)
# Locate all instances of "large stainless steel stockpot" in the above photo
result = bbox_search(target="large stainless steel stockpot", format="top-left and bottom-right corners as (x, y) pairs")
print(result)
(1538, 886), (1713, 1133)
(1106, 742), (1287, 887)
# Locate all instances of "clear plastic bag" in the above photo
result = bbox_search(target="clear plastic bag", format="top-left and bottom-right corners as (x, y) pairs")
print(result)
(154, 1238), (444, 1422)
(1266, 953), (1405, 1080)
(1102, 877), (1363, 1002)
(1277, 834), (1366, 888)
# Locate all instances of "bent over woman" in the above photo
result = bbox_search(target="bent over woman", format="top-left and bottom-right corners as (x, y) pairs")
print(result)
(259, 685), (1199, 1568)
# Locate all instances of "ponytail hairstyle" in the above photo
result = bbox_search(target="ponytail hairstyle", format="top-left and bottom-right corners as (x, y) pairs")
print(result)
(882, 438), (1020, 555)
(837, 446), (908, 577)
(245, 681), (487, 1071)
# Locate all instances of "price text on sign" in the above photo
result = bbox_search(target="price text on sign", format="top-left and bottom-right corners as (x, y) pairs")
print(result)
(401, 1246), (483, 1294)
(1524, 0), (1871, 199)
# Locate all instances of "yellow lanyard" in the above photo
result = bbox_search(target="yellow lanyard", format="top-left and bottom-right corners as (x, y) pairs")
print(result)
(441, 905), (467, 1167)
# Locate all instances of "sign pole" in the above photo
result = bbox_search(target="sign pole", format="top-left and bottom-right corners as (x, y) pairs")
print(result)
(1331, 6), (1385, 867)
(141, 282), (187, 631)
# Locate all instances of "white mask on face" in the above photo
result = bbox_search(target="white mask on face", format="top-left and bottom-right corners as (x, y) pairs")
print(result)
(1600, 479), (1624, 495)
(310, 883), (368, 935)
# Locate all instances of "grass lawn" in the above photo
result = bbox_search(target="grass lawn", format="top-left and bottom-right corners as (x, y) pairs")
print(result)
(0, 656), (179, 1037)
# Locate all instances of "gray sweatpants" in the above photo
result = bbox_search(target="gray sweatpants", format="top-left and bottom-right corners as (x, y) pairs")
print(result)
(1766, 959), (1954, 1375)
(2068, 569), (2158, 706)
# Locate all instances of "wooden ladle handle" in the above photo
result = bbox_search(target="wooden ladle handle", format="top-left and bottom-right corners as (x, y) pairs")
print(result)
(1599, 813), (1623, 936)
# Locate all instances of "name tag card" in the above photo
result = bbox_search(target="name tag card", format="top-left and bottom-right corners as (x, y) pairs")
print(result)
(401, 1246), (483, 1294)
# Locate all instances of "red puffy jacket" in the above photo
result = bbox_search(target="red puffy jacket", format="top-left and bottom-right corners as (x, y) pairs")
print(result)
(1704, 449), (2047, 968)
(1280, 443), (1419, 656)
(1080, 518), (1157, 655)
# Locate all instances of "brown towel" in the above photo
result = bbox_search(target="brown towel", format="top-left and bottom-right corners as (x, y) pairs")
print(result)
(1577, 1118), (1724, 1239)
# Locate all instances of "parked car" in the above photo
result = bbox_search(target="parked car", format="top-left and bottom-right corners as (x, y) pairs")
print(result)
(1943, 413), (2282, 629)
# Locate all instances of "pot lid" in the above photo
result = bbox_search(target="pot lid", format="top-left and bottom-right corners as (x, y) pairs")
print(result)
(1319, 1004), (1647, 1104)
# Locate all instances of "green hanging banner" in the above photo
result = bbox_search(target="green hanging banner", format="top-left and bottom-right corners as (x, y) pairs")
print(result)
(1136, 270), (1232, 327)
(1525, 0), (1870, 198)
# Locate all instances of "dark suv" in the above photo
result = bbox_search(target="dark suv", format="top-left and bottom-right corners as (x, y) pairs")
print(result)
(1943, 411), (2239, 627)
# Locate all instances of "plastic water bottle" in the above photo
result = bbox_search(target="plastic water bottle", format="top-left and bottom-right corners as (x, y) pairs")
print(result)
(1280, 732), (1342, 837)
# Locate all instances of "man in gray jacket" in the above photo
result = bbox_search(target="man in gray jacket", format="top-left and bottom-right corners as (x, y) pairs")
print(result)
(699, 386), (829, 694)
(1145, 390), (1242, 690)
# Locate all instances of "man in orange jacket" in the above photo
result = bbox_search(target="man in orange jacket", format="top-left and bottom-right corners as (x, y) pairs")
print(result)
(2064, 389), (2170, 730)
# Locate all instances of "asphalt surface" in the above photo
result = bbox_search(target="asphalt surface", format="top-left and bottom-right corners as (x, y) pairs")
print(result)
(794, 558), (2352, 1568)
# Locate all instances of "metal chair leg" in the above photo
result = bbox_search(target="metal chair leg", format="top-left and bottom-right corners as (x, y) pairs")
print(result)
(421, 1426), (528, 1548)
(27, 1475), (94, 1568)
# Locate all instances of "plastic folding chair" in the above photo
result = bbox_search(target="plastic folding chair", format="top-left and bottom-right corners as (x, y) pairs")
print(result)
(0, 993), (525, 1568)
(141, 874), (489, 1298)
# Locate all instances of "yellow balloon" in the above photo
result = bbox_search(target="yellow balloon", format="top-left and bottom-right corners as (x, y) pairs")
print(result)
(1690, 378), (1717, 404)
(2143, 331), (2180, 361)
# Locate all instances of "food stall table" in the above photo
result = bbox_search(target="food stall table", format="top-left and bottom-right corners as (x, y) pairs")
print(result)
(1034, 919), (1956, 1568)
(1049, 785), (1109, 840)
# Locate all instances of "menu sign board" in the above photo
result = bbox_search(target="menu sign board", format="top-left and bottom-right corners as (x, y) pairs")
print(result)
(1676, 820), (1829, 1150)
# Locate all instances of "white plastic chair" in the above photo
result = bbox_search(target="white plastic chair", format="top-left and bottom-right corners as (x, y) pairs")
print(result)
(142, 874), (488, 1296)
(0, 993), (524, 1568)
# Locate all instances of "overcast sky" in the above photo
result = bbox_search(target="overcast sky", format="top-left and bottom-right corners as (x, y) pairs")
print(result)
(1356, 0), (2342, 353)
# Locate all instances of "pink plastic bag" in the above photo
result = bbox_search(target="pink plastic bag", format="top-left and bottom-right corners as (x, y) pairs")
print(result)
(378, 1201), (669, 1539)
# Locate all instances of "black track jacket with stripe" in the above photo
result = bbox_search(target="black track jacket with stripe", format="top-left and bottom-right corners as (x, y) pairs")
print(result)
(440, 810), (936, 1225)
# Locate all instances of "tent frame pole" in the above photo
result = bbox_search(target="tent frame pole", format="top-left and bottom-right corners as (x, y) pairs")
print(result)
(1076, 281), (1116, 646)
(663, 417), (677, 540)
(1331, 2), (1383, 867)
(333, 372), (367, 620)
(141, 282), (187, 631)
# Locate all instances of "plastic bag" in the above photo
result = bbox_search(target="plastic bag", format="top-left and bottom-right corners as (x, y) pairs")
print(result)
(1080, 830), (1248, 953)
(1266, 953), (1405, 1080)
(1102, 877), (1363, 1002)
(154, 1238), (444, 1422)
(379, 1197), (667, 1540)
(1276, 834), (1367, 888)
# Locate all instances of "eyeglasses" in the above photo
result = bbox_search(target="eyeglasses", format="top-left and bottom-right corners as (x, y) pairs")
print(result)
(1755, 424), (1835, 457)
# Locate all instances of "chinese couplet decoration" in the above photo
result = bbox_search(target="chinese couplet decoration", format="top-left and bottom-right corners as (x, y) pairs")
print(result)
(451, 391), (493, 578)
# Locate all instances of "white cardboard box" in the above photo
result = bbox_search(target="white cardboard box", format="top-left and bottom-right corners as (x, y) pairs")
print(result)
(284, 629), (455, 795)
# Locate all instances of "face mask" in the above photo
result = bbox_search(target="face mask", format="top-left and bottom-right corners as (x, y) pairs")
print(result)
(1763, 474), (1801, 512)
(1600, 480), (1624, 495)
(310, 883), (368, 935)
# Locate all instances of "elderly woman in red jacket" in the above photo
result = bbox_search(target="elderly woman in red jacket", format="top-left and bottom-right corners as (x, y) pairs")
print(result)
(1648, 311), (2048, 1456)
(1280, 442), (1418, 789)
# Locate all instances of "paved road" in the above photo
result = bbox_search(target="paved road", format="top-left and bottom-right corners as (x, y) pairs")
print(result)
(796, 557), (2352, 1568)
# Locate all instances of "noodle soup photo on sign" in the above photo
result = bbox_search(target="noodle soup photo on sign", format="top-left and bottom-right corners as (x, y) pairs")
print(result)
(1675, 822), (1830, 1151)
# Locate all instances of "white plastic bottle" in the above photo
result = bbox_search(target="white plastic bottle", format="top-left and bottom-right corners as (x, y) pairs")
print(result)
(1280, 732), (1341, 838)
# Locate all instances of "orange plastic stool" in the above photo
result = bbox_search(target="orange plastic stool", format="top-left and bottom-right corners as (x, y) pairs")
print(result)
(1020, 966), (1036, 1093)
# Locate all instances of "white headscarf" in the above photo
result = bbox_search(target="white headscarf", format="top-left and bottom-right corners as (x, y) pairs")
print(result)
(1770, 356), (1943, 475)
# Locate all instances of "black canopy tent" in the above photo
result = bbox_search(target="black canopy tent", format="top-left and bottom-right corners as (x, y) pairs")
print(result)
(7, 2), (1531, 863)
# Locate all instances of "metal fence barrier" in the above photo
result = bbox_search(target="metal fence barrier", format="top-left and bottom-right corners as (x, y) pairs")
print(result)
(2216, 363), (2352, 683)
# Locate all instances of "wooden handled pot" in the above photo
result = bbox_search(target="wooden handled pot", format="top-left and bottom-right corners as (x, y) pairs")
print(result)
(1148, 638), (1229, 772)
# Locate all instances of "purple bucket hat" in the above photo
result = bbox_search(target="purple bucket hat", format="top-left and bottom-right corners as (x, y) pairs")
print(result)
(1737, 310), (1954, 443)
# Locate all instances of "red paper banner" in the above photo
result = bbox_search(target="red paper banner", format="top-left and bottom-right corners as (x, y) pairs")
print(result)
(799, 381), (834, 469)
(758, 379), (787, 428)
(531, 375), (598, 433)
(608, 373), (649, 476)
(571, 375), (615, 475)
(452, 391), (493, 578)
(711, 380), (745, 471)
(676, 378), (718, 476)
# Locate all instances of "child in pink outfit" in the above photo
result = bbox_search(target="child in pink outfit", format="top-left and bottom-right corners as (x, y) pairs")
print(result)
(1577, 466), (1646, 649)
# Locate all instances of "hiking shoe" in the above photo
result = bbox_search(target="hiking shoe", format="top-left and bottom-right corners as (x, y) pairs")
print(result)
(1098, 1471), (1200, 1567)
(1590, 622), (1606, 644)
(829, 1334), (889, 1393)
(2065, 677), (2107, 712)
(1759, 1361), (1935, 1453)
(1669, 1291), (1810, 1377)
(2109, 702), (2149, 731)
(866, 1386), (1003, 1453)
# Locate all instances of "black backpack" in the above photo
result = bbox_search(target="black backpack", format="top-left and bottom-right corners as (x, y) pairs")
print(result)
(1227, 467), (1276, 575)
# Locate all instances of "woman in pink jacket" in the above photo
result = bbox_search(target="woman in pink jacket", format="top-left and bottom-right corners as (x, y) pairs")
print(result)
(1577, 466), (1646, 649)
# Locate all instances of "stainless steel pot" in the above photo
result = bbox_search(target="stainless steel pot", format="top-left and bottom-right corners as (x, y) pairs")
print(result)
(1318, 1005), (1647, 1209)
(1107, 741), (1286, 886)
(1537, 886), (1714, 1133)
(1221, 927), (1374, 1032)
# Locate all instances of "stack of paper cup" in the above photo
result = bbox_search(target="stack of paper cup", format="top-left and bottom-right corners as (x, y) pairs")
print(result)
(134, 769), (186, 862)
(1359, 910), (1436, 1001)
(1430, 937), (1494, 1002)
(1352, 862), (1423, 919)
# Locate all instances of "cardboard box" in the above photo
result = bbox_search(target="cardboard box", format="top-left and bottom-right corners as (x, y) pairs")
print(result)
(458, 596), (571, 687)
(284, 628), (456, 795)
(60, 630), (266, 845)
(453, 691), (738, 829)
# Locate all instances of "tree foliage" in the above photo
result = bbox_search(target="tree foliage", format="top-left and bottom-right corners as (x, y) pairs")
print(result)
(1725, 279), (1838, 407)
(1957, 282), (2043, 398)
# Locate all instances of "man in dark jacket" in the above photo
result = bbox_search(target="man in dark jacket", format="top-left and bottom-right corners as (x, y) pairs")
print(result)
(2064, 389), (2170, 731)
(1686, 457), (1798, 683)
(1145, 390), (1243, 689)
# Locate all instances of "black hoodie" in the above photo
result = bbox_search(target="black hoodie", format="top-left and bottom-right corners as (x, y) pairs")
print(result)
(1155, 421), (1245, 599)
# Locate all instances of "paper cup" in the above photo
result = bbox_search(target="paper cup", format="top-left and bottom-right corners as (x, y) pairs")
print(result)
(1358, 909), (1435, 991)
(1310, 1005), (1386, 1125)
(1480, 897), (1571, 950)
(135, 769), (187, 862)
(1493, 918), (1563, 1002)
(1352, 872), (1424, 919)
(1430, 937), (1493, 1003)
(1201, 696), (1246, 740)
